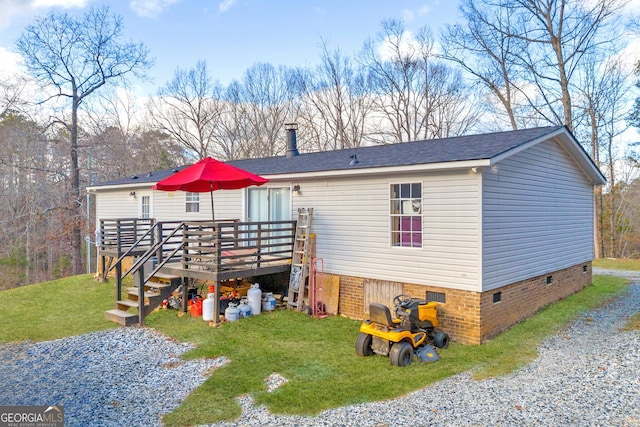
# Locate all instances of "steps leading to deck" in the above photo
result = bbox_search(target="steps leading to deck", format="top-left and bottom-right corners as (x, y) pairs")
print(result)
(105, 273), (182, 326)
(105, 309), (139, 326)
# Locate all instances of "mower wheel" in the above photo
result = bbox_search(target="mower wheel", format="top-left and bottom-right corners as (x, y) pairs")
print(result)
(355, 333), (374, 357)
(389, 342), (414, 367)
(433, 331), (450, 349)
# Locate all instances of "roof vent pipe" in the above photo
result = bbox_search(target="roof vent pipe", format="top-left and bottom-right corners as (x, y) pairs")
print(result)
(285, 122), (299, 158)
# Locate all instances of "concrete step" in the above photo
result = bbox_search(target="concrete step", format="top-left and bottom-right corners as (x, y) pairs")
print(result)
(104, 309), (139, 326)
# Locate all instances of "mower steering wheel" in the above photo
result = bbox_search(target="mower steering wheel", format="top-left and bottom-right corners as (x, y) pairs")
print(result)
(393, 294), (413, 308)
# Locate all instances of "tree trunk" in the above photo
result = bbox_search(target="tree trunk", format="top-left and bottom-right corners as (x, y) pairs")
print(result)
(71, 88), (83, 274)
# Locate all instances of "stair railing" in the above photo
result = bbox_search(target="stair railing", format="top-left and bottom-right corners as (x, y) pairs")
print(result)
(119, 222), (186, 325)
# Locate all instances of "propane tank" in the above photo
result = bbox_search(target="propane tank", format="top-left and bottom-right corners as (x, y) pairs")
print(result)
(202, 293), (215, 322)
(247, 283), (262, 316)
(238, 298), (251, 318)
(224, 302), (239, 322)
(262, 292), (276, 312)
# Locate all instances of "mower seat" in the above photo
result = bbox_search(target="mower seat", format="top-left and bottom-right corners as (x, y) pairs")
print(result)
(369, 303), (400, 328)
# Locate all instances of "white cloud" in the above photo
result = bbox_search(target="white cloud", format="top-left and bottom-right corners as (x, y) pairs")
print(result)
(0, 0), (87, 29)
(0, 47), (23, 77)
(418, 5), (430, 16)
(377, 30), (422, 61)
(0, 0), (30, 29)
(401, 9), (415, 22)
(401, 5), (430, 23)
(32, 0), (88, 8)
(129, 0), (180, 18)
(218, 0), (236, 13)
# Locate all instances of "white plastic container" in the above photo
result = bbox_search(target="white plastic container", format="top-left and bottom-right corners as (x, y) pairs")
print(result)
(225, 302), (239, 322)
(238, 298), (251, 318)
(247, 283), (262, 316)
(262, 292), (276, 312)
(202, 293), (215, 322)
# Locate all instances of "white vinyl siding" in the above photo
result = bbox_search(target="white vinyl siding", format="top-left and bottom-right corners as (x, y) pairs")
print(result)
(482, 138), (594, 291)
(292, 171), (482, 292)
(151, 189), (244, 222)
(95, 190), (139, 219)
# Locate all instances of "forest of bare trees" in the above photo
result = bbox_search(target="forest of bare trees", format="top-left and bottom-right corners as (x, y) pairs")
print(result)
(1, 1), (640, 289)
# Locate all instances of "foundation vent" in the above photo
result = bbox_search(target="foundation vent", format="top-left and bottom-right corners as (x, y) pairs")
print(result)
(426, 291), (446, 303)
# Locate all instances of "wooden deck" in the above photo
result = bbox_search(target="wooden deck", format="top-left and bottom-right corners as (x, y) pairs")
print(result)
(99, 218), (296, 325)
(159, 257), (291, 282)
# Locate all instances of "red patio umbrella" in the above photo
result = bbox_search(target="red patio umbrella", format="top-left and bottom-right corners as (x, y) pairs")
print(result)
(152, 157), (268, 221)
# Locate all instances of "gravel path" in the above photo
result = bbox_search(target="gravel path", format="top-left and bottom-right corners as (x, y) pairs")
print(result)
(0, 269), (637, 427)
(0, 328), (228, 427)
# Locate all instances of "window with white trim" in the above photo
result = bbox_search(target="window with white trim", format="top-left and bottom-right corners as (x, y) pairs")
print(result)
(390, 183), (422, 248)
(140, 195), (150, 219)
(185, 192), (200, 213)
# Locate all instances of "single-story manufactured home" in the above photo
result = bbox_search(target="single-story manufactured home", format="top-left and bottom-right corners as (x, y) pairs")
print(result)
(88, 125), (605, 344)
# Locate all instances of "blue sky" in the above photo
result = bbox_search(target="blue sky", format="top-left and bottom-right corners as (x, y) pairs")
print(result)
(0, 0), (461, 95)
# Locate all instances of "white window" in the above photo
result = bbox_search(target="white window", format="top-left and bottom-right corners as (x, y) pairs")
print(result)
(140, 195), (150, 219)
(186, 192), (200, 213)
(390, 183), (422, 248)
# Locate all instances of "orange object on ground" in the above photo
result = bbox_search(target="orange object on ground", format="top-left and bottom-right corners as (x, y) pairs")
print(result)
(190, 299), (203, 317)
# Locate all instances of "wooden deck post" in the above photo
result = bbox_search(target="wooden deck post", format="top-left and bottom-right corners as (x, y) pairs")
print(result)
(137, 266), (145, 326)
(116, 220), (122, 301)
(181, 277), (188, 313)
(155, 222), (163, 264)
(213, 280), (221, 325)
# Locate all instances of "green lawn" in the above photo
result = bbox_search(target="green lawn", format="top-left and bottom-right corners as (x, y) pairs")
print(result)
(149, 274), (629, 426)
(0, 272), (633, 426)
(0, 275), (116, 342)
(592, 257), (640, 270)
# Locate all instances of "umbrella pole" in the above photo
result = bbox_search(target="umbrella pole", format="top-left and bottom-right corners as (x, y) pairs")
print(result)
(209, 182), (215, 223)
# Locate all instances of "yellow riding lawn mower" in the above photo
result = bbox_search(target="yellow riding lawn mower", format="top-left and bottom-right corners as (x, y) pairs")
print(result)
(355, 294), (450, 367)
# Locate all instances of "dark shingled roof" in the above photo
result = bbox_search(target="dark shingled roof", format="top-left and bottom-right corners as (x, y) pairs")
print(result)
(92, 126), (565, 187)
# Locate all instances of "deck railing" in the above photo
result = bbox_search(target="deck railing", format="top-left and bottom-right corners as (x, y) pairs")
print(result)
(99, 218), (296, 274)
(182, 220), (296, 272)
(99, 218), (156, 251)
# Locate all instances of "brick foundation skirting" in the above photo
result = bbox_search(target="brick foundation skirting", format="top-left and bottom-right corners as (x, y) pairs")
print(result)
(336, 261), (592, 345)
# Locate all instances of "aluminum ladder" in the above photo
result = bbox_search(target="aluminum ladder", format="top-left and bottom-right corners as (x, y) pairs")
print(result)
(287, 208), (313, 311)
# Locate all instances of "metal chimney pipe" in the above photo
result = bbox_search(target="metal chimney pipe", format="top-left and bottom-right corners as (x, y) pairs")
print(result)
(285, 122), (299, 158)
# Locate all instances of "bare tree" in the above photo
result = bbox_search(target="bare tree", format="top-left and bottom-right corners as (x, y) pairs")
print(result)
(441, 0), (524, 130)
(148, 60), (226, 160)
(444, 0), (627, 132)
(361, 20), (477, 143)
(296, 41), (372, 151)
(226, 63), (298, 158)
(0, 77), (28, 118)
(16, 5), (151, 274)
(580, 57), (632, 257)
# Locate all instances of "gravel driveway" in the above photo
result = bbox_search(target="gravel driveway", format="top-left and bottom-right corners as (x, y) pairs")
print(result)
(0, 269), (637, 427)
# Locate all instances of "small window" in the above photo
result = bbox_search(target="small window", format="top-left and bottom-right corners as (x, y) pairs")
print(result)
(390, 182), (422, 248)
(140, 195), (150, 219)
(583, 265), (588, 273)
(426, 291), (446, 303)
(546, 275), (553, 285)
(186, 192), (200, 213)
(493, 292), (502, 303)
